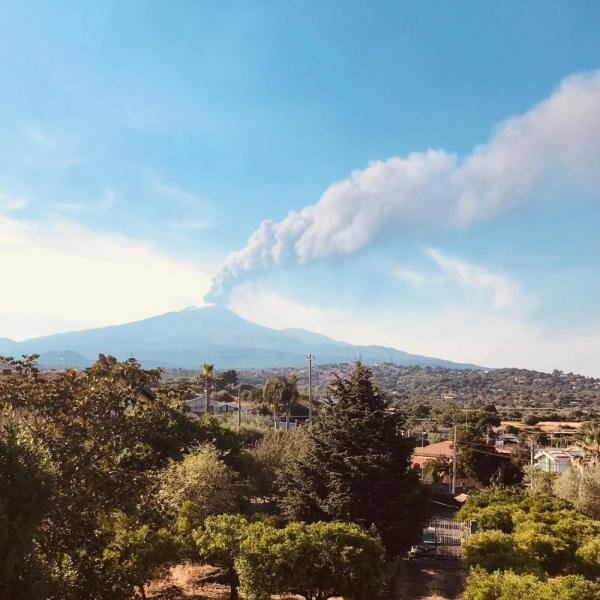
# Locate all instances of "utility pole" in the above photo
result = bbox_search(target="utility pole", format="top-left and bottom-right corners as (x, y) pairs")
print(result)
(237, 383), (242, 430)
(420, 430), (426, 481)
(307, 353), (313, 429)
(530, 439), (535, 468)
(451, 424), (458, 495)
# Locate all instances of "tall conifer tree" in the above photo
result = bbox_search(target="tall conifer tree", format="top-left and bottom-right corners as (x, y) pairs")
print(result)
(278, 362), (426, 555)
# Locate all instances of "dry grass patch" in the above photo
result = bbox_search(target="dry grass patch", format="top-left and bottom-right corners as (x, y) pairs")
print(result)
(147, 564), (343, 599)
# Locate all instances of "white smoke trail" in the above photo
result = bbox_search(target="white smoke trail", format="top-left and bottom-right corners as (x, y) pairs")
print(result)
(206, 70), (600, 303)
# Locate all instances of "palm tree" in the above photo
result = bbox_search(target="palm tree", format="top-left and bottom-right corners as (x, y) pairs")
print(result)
(581, 421), (600, 456)
(201, 363), (214, 414)
(263, 374), (299, 429)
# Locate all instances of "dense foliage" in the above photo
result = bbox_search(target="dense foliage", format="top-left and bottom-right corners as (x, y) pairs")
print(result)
(0, 355), (243, 599)
(459, 486), (600, 596)
(235, 520), (384, 600)
(465, 568), (600, 600)
(1, 356), (406, 599)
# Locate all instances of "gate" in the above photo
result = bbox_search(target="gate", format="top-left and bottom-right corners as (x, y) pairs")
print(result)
(422, 517), (474, 556)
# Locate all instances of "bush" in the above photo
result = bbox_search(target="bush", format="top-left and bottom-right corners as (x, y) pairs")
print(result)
(159, 444), (240, 519)
(554, 463), (600, 519)
(465, 568), (600, 600)
(101, 512), (176, 599)
(513, 522), (570, 575)
(194, 514), (250, 600)
(159, 444), (242, 558)
(236, 521), (385, 600)
(462, 530), (530, 573)
(576, 537), (600, 579)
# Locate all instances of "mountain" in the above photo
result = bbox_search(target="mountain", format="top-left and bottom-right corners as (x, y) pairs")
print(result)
(0, 306), (479, 369)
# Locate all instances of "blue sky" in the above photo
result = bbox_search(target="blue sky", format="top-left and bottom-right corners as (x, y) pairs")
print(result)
(0, 1), (598, 374)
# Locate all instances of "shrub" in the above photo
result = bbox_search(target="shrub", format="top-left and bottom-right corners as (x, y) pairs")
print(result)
(554, 463), (600, 519)
(194, 514), (250, 600)
(465, 568), (600, 600)
(101, 512), (176, 599)
(462, 530), (529, 573)
(236, 521), (385, 600)
(576, 537), (600, 579)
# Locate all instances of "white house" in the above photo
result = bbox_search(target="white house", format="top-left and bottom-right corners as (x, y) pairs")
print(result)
(534, 447), (584, 473)
(185, 396), (239, 415)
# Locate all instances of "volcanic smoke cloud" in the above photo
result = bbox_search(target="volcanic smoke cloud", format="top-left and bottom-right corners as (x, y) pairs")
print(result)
(205, 71), (600, 304)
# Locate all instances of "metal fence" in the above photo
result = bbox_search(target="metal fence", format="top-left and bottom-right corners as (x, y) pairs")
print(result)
(422, 517), (474, 556)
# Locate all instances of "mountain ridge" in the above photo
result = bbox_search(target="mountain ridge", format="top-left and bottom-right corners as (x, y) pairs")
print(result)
(0, 306), (480, 370)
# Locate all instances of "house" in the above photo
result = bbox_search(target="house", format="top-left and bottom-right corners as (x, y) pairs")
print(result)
(534, 447), (584, 473)
(412, 440), (454, 470)
(185, 396), (239, 415)
(412, 439), (483, 489)
(495, 433), (520, 446)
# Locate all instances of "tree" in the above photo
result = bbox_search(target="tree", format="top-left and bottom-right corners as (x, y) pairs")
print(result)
(580, 421), (600, 456)
(461, 530), (530, 573)
(456, 424), (507, 485)
(159, 444), (241, 558)
(194, 514), (250, 600)
(201, 363), (215, 413)
(101, 512), (176, 600)
(554, 461), (600, 519)
(0, 426), (55, 600)
(236, 521), (385, 600)
(422, 456), (450, 484)
(575, 536), (600, 579)
(247, 429), (300, 499)
(262, 374), (299, 426)
(277, 362), (426, 556)
(0, 355), (245, 598)
(465, 568), (600, 600)
(458, 487), (600, 581)
(214, 369), (239, 391)
(0, 354), (168, 599)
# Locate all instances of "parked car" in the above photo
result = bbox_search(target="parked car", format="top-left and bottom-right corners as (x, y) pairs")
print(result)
(408, 544), (436, 559)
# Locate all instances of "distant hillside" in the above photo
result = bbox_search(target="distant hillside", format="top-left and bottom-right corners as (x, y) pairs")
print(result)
(0, 306), (479, 370)
(222, 363), (600, 412)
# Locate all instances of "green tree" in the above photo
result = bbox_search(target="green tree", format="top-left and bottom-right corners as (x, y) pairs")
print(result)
(461, 530), (530, 573)
(456, 424), (506, 485)
(575, 537), (600, 579)
(101, 512), (176, 599)
(278, 362), (425, 556)
(554, 462), (600, 519)
(262, 374), (299, 426)
(422, 456), (450, 484)
(236, 521), (384, 600)
(201, 362), (215, 412)
(0, 355), (167, 598)
(247, 429), (300, 499)
(465, 568), (600, 600)
(0, 355), (236, 598)
(194, 514), (250, 600)
(0, 426), (54, 600)
(159, 444), (241, 558)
